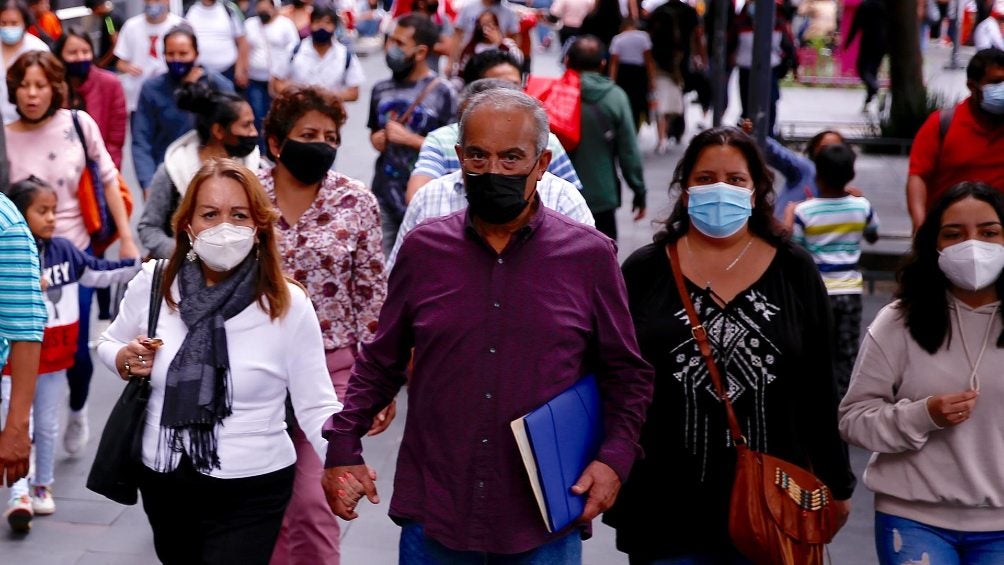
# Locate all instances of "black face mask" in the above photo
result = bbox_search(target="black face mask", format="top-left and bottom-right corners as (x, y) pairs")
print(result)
(259, 11), (273, 23)
(279, 139), (337, 185)
(225, 135), (259, 158)
(464, 169), (535, 224)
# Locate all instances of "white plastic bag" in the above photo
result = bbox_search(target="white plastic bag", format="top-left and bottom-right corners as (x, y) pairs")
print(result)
(637, 119), (659, 154)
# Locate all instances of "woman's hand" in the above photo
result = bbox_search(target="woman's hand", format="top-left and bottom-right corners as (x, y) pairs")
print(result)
(115, 336), (162, 380)
(483, 23), (502, 45)
(118, 238), (140, 260)
(927, 391), (978, 428)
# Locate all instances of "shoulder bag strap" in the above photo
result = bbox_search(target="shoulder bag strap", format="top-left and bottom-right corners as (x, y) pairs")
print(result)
(70, 110), (91, 163)
(397, 77), (440, 125)
(147, 259), (166, 339)
(665, 242), (747, 445)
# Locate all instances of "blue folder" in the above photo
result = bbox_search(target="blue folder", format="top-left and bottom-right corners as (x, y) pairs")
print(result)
(510, 375), (603, 533)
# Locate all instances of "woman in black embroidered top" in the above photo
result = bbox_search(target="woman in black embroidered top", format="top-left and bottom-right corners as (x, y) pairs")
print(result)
(603, 127), (856, 564)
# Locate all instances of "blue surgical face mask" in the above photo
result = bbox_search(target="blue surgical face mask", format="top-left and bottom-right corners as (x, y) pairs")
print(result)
(144, 3), (167, 19)
(981, 82), (1004, 115)
(687, 182), (754, 238)
(166, 60), (195, 81)
(0, 25), (24, 46)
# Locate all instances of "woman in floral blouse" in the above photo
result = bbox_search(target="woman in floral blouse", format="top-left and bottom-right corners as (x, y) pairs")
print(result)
(259, 86), (389, 565)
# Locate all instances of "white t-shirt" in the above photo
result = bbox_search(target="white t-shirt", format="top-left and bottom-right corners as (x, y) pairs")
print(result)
(186, 2), (246, 73)
(275, 38), (365, 91)
(246, 15), (300, 82)
(974, 17), (1004, 51)
(549, 0), (594, 27)
(610, 30), (652, 66)
(1, 34), (49, 125)
(454, 1), (520, 45)
(113, 14), (184, 112)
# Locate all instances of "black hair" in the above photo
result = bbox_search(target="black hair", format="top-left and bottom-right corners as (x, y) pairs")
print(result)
(164, 23), (198, 54)
(396, 13), (439, 50)
(813, 143), (855, 193)
(461, 48), (522, 85)
(566, 35), (607, 72)
(175, 82), (247, 145)
(0, 0), (33, 26)
(5, 175), (54, 221)
(803, 129), (846, 158)
(968, 48), (1004, 82)
(310, 5), (339, 23)
(897, 181), (1004, 353)
(52, 27), (95, 111)
(655, 126), (785, 246)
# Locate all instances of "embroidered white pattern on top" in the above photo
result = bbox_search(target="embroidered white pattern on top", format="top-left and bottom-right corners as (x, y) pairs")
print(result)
(671, 289), (783, 480)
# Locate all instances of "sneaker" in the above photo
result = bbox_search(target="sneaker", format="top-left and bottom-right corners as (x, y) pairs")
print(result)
(4, 495), (32, 532)
(656, 138), (670, 155)
(63, 408), (89, 455)
(31, 486), (54, 516)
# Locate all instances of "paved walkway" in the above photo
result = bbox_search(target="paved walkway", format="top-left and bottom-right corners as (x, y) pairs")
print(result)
(0, 40), (975, 564)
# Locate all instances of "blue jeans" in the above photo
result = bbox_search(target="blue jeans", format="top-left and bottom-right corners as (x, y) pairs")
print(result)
(399, 521), (581, 564)
(629, 548), (753, 565)
(245, 79), (272, 156)
(68, 282), (93, 411)
(875, 511), (1004, 565)
(2, 370), (63, 498)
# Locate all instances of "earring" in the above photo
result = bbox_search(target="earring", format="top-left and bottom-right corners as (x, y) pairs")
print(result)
(186, 248), (197, 262)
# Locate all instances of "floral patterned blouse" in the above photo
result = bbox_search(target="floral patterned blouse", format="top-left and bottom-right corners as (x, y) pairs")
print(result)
(259, 167), (387, 350)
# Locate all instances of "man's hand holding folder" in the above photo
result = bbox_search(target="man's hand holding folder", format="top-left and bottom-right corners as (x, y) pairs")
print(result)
(571, 460), (621, 523)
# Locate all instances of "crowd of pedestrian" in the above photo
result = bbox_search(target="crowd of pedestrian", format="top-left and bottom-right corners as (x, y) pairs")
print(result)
(0, 1), (1000, 565)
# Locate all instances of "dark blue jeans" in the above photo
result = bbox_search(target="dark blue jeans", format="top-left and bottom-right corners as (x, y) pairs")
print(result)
(246, 79), (272, 156)
(399, 521), (581, 564)
(67, 264), (94, 412)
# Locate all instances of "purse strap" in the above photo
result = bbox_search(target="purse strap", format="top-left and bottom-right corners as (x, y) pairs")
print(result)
(147, 259), (166, 339)
(70, 110), (91, 164)
(396, 77), (439, 126)
(665, 242), (748, 446)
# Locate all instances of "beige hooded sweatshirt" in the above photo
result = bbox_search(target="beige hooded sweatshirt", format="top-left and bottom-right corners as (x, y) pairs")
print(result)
(840, 297), (1004, 531)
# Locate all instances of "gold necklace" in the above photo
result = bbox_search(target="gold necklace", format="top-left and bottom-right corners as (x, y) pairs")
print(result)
(683, 234), (755, 291)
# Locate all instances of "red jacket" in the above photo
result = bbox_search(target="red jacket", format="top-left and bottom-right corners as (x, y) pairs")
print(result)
(77, 67), (128, 169)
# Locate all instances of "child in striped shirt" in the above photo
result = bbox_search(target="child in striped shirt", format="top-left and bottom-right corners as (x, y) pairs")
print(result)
(792, 144), (879, 399)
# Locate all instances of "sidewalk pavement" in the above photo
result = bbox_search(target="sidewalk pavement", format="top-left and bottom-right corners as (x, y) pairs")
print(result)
(0, 40), (971, 564)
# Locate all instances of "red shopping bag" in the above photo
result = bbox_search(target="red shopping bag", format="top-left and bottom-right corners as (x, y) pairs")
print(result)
(525, 69), (582, 151)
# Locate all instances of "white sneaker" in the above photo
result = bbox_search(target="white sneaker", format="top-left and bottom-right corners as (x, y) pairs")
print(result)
(4, 494), (33, 532)
(656, 138), (670, 155)
(31, 486), (54, 516)
(64, 408), (89, 455)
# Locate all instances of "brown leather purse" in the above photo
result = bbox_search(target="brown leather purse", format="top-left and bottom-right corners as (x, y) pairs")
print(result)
(666, 243), (841, 565)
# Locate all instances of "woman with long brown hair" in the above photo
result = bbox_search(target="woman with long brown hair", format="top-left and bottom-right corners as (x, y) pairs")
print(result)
(96, 158), (343, 565)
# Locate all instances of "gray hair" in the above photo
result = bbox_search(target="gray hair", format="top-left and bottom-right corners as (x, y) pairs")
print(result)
(459, 89), (550, 155)
(459, 78), (520, 113)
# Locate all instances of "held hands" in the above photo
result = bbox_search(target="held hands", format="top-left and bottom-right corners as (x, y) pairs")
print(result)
(371, 130), (388, 152)
(385, 121), (415, 146)
(571, 460), (621, 524)
(117, 336), (163, 380)
(927, 390), (979, 428)
(0, 421), (30, 487)
(322, 464), (379, 520)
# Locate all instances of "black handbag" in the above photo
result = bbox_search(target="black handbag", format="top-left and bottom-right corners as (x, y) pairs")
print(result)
(86, 259), (166, 505)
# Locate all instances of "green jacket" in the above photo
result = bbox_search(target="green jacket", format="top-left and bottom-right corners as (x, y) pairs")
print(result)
(570, 72), (646, 214)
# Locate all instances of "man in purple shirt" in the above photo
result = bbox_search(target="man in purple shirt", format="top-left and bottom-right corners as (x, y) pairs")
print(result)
(321, 89), (654, 561)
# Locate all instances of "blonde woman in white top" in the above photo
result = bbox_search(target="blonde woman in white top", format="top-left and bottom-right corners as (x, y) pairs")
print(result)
(97, 159), (346, 565)
(840, 181), (1004, 565)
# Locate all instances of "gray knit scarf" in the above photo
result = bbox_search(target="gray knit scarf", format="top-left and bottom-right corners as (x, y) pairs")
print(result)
(159, 255), (258, 472)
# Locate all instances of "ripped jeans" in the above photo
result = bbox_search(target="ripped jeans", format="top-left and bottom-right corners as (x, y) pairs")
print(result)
(875, 511), (1004, 565)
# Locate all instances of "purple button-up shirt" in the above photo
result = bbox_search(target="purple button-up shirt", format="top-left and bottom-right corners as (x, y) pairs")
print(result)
(323, 205), (654, 554)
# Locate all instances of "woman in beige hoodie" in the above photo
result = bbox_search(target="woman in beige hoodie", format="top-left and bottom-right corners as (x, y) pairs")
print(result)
(840, 181), (1004, 565)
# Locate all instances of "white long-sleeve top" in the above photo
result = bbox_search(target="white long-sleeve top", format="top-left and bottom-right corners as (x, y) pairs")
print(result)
(839, 297), (1004, 531)
(97, 261), (342, 479)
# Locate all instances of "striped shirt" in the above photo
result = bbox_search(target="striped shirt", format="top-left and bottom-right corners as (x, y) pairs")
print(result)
(387, 170), (595, 270)
(411, 123), (584, 191)
(0, 194), (46, 365)
(792, 195), (879, 295)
